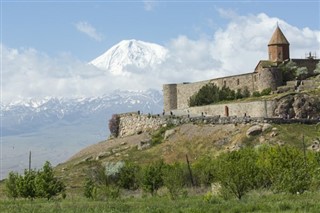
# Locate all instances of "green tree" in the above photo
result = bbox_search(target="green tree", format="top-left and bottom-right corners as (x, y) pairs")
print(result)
(163, 163), (186, 199)
(279, 60), (297, 81)
(219, 85), (235, 101)
(5, 172), (19, 199)
(257, 145), (312, 194)
(140, 160), (164, 196)
(84, 178), (96, 199)
(216, 148), (260, 200)
(242, 86), (250, 98)
(118, 161), (140, 190)
(189, 83), (220, 106)
(192, 155), (216, 186)
(35, 161), (65, 200)
(17, 169), (37, 199)
(295, 67), (308, 80)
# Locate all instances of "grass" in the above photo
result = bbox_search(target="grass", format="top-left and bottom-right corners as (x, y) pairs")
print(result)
(1, 190), (320, 213)
(274, 123), (320, 147)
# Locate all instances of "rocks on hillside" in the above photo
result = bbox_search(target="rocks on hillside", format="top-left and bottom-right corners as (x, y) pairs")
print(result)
(246, 125), (262, 137)
(164, 129), (176, 140)
(246, 123), (274, 137)
(274, 94), (320, 119)
(308, 139), (320, 152)
(137, 139), (151, 150)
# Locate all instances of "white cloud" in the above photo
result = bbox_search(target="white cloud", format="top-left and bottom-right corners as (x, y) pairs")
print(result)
(2, 12), (319, 103)
(75, 21), (103, 41)
(143, 1), (157, 11)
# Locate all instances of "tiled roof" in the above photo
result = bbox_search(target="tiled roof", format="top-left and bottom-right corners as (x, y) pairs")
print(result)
(268, 26), (289, 45)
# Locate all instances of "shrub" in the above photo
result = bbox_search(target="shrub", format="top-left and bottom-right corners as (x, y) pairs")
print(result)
(163, 163), (187, 199)
(108, 114), (120, 137)
(5, 172), (19, 199)
(189, 83), (220, 107)
(216, 148), (260, 200)
(140, 160), (164, 196)
(252, 91), (261, 97)
(257, 146), (312, 194)
(5, 161), (65, 200)
(242, 86), (250, 98)
(118, 161), (141, 190)
(260, 88), (272, 96)
(192, 155), (217, 186)
(34, 161), (65, 200)
(17, 169), (37, 199)
(84, 178), (96, 199)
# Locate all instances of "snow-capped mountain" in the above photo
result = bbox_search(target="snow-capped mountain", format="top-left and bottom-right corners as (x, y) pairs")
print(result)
(1, 90), (163, 179)
(1, 39), (168, 179)
(90, 39), (168, 75)
(2, 89), (163, 136)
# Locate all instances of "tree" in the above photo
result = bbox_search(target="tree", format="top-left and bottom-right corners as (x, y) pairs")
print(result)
(5, 172), (19, 199)
(192, 155), (216, 186)
(84, 178), (96, 199)
(35, 161), (65, 200)
(279, 60), (298, 81)
(118, 161), (140, 190)
(17, 169), (37, 199)
(216, 148), (260, 200)
(189, 83), (220, 107)
(295, 67), (308, 80)
(257, 145), (312, 194)
(5, 161), (65, 200)
(140, 160), (164, 196)
(162, 163), (186, 199)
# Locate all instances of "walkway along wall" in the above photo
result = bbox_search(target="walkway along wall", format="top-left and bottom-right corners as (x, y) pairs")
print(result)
(117, 100), (278, 137)
(173, 100), (277, 118)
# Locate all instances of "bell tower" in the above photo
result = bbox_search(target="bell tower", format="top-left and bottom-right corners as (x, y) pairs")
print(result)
(268, 25), (290, 62)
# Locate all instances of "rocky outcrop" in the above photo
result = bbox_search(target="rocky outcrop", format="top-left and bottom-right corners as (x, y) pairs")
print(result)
(246, 125), (262, 136)
(274, 94), (320, 119)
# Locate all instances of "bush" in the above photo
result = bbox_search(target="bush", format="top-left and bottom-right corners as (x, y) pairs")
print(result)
(84, 178), (96, 199)
(140, 160), (164, 196)
(5, 172), (19, 199)
(189, 83), (220, 107)
(34, 161), (65, 200)
(163, 163), (187, 199)
(192, 155), (217, 186)
(260, 88), (272, 96)
(108, 114), (120, 137)
(252, 91), (261, 97)
(257, 146), (312, 194)
(216, 148), (260, 200)
(118, 161), (141, 190)
(5, 161), (65, 200)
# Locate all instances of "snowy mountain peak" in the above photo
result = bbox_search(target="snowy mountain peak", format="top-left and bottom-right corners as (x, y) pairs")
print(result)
(90, 39), (168, 75)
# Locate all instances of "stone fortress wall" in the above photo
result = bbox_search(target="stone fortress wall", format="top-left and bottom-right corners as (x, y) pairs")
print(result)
(163, 26), (319, 113)
(164, 68), (283, 112)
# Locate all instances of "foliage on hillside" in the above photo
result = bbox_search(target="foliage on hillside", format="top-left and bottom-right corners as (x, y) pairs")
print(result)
(5, 161), (65, 200)
(189, 83), (254, 107)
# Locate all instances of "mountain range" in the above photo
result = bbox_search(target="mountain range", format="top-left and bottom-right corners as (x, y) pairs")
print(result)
(1, 40), (166, 179)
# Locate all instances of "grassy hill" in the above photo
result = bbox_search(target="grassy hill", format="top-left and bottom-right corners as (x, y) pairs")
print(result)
(52, 121), (320, 196)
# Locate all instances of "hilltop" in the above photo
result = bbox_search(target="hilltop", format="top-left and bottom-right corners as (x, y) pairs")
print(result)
(55, 112), (320, 194)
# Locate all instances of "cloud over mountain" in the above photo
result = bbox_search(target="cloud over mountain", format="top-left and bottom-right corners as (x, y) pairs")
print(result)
(2, 12), (319, 103)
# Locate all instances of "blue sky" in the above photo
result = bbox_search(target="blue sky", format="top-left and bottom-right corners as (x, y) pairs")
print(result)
(1, 1), (320, 102)
(2, 1), (319, 61)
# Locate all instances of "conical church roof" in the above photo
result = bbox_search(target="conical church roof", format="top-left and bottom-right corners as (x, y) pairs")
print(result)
(268, 26), (289, 45)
